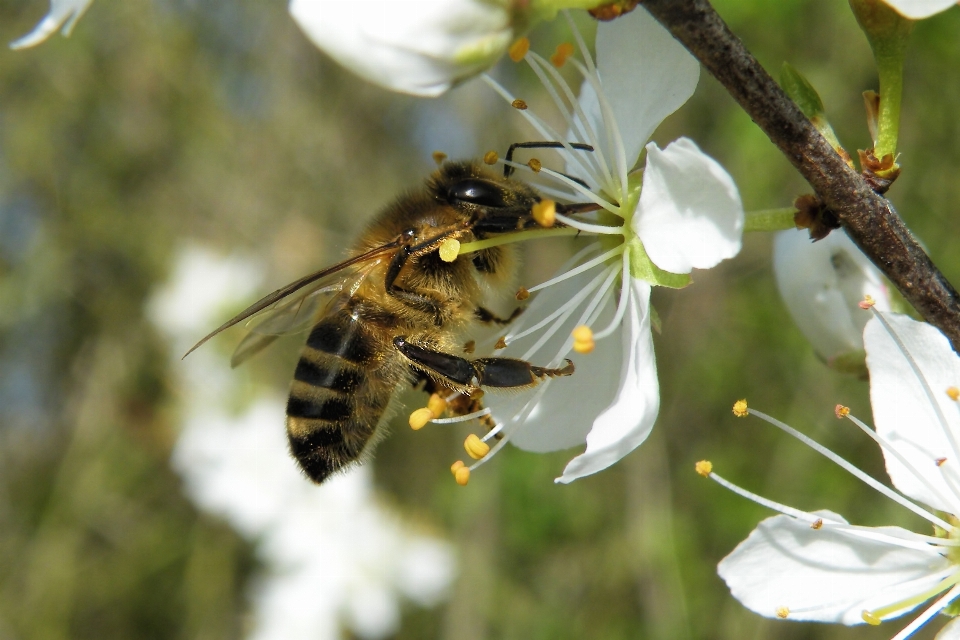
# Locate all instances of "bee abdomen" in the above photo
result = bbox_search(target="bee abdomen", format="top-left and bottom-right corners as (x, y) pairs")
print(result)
(286, 311), (391, 484)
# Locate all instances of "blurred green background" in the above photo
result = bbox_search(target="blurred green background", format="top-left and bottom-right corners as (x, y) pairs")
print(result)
(1, 0), (959, 638)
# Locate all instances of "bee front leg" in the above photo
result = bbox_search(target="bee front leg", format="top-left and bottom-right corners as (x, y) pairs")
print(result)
(393, 337), (574, 392)
(474, 306), (524, 325)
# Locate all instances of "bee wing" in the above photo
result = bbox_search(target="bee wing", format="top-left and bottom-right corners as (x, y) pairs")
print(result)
(182, 239), (401, 360)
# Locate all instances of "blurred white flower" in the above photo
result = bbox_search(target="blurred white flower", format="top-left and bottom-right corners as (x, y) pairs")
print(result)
(10, 0), (93, 50)
(289, 0), (518, 97)
(460, 8), (743, 483)
(710, 311), (960, 638)
(149, 244), (456, 640)
(774, 228), (891, 363)
(288, 0), (614, 96)
(883, 0), (958, 19)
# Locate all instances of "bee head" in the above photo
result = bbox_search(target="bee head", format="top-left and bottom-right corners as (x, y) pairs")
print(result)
(434, 161), (542, 237)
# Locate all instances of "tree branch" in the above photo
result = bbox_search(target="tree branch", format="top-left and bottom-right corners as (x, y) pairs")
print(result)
(640, 0), (960, 353)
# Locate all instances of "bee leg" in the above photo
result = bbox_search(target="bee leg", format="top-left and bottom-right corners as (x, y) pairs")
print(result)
(394, 337), (574, 391)
(474, 306), (524, 325)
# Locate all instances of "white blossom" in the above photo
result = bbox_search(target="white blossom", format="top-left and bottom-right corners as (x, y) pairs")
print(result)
(713, 311), (960, 639)
(774, 227), (891, 363)
(290, 0), (522, 97)
(10, 0), (93, 50)
(883, 0), (958, 19)
(455, 8), (743, 483)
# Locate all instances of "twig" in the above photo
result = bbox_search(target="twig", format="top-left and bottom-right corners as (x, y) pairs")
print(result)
(640, 0), (960, 353)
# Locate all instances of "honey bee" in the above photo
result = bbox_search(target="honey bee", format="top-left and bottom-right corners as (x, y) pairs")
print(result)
(186, 147), (597, 484)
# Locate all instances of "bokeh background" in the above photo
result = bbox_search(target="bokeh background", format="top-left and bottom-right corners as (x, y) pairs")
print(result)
(2, 0), (960, 638)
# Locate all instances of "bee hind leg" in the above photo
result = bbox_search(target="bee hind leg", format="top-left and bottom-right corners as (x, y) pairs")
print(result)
(393, 337), (574, 392)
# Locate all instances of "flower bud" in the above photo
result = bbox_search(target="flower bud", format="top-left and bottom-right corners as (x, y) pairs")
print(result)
(773, 228), (891, 367)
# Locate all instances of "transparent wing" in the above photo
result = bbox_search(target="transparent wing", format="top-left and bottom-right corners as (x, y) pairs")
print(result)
(183, 238), (403, 360)
(229, 268), (373, 368)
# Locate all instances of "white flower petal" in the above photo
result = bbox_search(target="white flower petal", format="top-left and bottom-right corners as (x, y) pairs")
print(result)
(634, 138), (744, 274)
(289, 0), (512, 96)
(10, 0), (93, 50)
(883, 0), (958, 19)
(557, 278), (659, 483)
(774, 228), (892, 361)
(865, 313), (960, 512)
(938, 615), (960, 639)
(488, 263), (623, 453)
(595, 7), (700, 165)
(718, 510), (952, 624)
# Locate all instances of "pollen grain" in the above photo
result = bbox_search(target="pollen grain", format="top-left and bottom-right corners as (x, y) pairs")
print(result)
(732, 399), (748, 417)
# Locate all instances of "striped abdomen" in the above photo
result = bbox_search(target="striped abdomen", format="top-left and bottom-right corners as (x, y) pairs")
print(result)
(286, 306), (394, 483)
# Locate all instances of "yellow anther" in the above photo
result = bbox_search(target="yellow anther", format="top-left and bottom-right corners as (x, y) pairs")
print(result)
(948, 386), (960, 401)
(527, 158), (542, 172)
(511, 99), (528, 110)
(550, 42), (575, 67)
(835, 404), (850, 419)
(483, 150), (499, 165)
(432, 150), (447, 165)
(495, 336), (507, 350)
(508, 37), (530, 62)
(455, 465), (471, 486)
(862, 610), (881, 626)
(695, 460), (713, 477)
(464, 434), (491, 460)
(938, 457), (948, 467)
(732, 399), (748, 417)
(775, 607), (790, 619)
(811, 518), (823, 530)
(571, 325), (595, 354)
(427, 393), (447, 417)
(515, 287), (530, 301)
(450, 460), (465, 474)
(409, 408), (434, 431)
(439, 238), (460, 262)
(532, 199), (556, 228)
(858, 294), (876, 310)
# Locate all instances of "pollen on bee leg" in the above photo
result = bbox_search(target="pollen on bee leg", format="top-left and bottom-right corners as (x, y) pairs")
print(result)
(439, 238), (460, 262)
(861, 610), (882, 625)
(450, 460), (470, 486)
(948, 386), (960, 401)
(732, 399), (749, 417)
(409, 408), (434, 431)
(427, 393), (447, 417)
(550, 42), (575, 67)
(835, 404), (850, 419)
(464, 434), (491, 460)
(572, 325), (595, 354)
(775, 607), (790, 619)
(508, 37), (530, 62)
(483, 150), (499, 165)
(532, 200), (556, 228)
(858, 294), (876, 310)
(695, 460), (713, 477)
(432, 150), (447, 165)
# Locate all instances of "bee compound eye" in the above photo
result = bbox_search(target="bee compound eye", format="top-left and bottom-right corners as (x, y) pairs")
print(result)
(447, 179), (507, 209)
